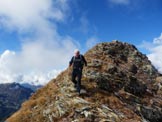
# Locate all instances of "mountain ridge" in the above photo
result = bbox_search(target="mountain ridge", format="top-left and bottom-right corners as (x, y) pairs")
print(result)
(21, 83), (42, 91)
(0, 82), (33, 122)
(7, 41), (162, 122)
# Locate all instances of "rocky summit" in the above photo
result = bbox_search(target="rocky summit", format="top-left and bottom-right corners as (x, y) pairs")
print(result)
(7, 41), (162, 122)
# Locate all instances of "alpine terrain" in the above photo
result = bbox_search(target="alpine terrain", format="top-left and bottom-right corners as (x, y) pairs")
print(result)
(7, 41), (162, 122)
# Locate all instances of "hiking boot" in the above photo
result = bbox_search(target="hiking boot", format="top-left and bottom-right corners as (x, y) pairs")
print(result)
(77, 90), (81, 96)
(77, 88), (81, 95)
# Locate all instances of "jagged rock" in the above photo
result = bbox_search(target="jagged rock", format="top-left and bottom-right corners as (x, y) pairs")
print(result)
(7, 41), (162, 122)
(107, 65), (118, 74)
(155, 76), (162, 91)
(141, 106), (162, 122)
(124, 76), (147, 97)
(88, 59), (102, 67)
(96, 77), (111, 91)
(129, 64), (138, 74)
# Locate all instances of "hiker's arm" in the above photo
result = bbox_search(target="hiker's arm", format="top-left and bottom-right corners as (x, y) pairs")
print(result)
(69, 57), (73, 67)
(82, 55), (87, 66)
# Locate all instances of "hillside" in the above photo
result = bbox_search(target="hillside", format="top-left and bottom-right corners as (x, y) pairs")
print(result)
(0, 83), (33, 122)
(7, 41), (162, 122)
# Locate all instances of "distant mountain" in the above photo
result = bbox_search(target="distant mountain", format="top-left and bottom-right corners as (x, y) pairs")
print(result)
(7, 41), (162, 122)
(0, 82), (33, 122)
(21, 83), (42, 91)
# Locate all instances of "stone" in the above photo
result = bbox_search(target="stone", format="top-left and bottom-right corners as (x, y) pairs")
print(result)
(96, 77), (111, 92)
(88, 59), (102, 67)
(129, 64), (138, 74)
(124, 76), (147, 97)
(107, 65), (118, 74)
(141, 106), (162, 122)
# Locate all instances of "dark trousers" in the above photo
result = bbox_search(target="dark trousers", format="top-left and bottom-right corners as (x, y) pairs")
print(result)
(72, 68), (82, 93)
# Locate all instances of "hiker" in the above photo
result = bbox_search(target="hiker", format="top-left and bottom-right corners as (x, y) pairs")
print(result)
(69, 49), (87, 94)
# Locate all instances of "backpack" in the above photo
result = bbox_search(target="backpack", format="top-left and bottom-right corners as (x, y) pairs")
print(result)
(73, 55), (84, 67)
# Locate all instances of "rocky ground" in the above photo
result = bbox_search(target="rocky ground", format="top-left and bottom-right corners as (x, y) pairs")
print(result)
(7, 41), (162, 122)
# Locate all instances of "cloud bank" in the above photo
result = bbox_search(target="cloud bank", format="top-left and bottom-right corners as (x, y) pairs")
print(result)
(0, 0), (69, 31)
(147, 33), (162, 73)
(141, 33), (162, 73)
(0, 0), (78, 85)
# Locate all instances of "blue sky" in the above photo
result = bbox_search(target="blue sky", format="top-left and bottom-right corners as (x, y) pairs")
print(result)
(57, 0), (162, 51)
(0, 0), (162, 85)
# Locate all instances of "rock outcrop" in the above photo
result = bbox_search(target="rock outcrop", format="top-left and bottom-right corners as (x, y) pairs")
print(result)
(7, 41), (162, 122)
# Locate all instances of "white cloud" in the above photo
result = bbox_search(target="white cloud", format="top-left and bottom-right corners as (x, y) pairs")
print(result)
(153, 33), (162, 44)
(79, 15), (89, 34)
(141, 33), (162, 73)
(0, 0), (78, 85)
(108, 0), (130, 5)
(147, 46), (162, 73)
(0, 36), (77, 85)
(86, 37), (99, 49)
(0, 0), (70, 32)
(0, 49), (61, 85)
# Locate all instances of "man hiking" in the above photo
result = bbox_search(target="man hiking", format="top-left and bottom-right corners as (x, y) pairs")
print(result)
(69, 49), (87, 94)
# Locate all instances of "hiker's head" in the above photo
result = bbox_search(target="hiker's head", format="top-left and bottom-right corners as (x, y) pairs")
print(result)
(74, 49), (80, 56)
